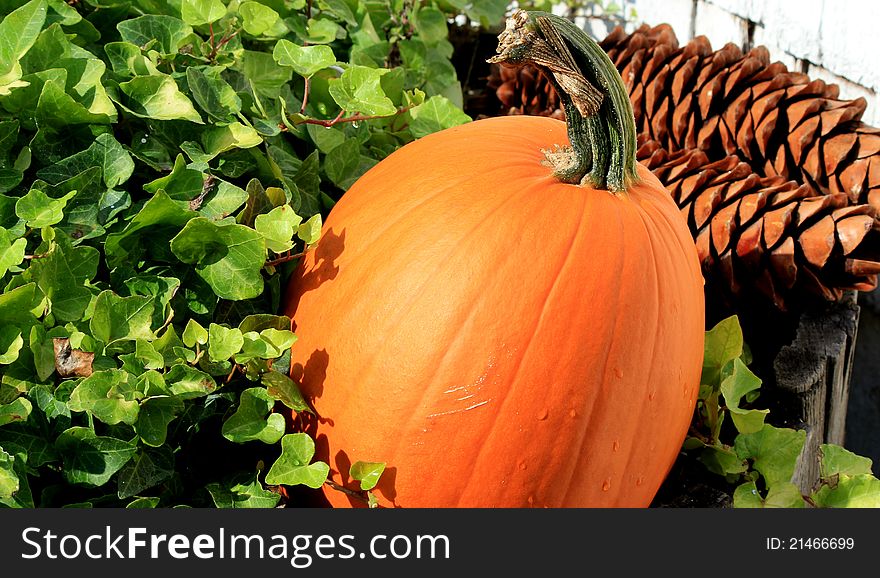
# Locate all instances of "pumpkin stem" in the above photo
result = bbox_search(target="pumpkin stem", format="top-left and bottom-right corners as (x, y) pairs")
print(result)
(489, 10), (639, 193)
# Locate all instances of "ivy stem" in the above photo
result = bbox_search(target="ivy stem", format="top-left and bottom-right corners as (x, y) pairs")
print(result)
(292, 104), (415, 128)
(265, 249), (309, 268)
(324, 479), (369, 503)
(489, 10), (639, 193)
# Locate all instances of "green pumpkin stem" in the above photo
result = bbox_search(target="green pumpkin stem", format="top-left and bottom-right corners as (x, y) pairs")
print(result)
(489, 10), (639, 193)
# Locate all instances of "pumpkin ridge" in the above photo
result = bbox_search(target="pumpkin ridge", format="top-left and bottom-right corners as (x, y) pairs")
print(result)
(456, 185), (589, 506)
(607, 202), (665, 506)
(556, 197), (628, 505)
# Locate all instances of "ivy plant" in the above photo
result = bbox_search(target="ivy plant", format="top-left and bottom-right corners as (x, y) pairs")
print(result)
(686, 315), (880, 508)
(0, 0), (475, 508)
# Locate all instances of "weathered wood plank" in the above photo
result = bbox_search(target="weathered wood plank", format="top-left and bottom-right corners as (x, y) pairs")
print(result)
(771, 291), (860, 493)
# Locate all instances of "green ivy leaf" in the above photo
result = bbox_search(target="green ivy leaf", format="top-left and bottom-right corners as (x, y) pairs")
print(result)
(733, 481), (805, 508)
(164, 364), (216, 398)
(238, 1), (287, 37)
(170, 217), (266, 300)
(734, 425), (806, 488)
(0, 0), (48, 80)
(89, 291), (156, 346)
(263, 371), (310, 413)
(719, 359), (768, 434)
(819, 444), (874, 478)
(221, 387), (285, 444)
(116, 446), (174, 499)
(409, 95), (471, 138)
(115, 75), (204, 124)
(186, 65), (242, 124)
(15, 188), (76, 228)
(273, 40), (336, 78)
(206, 471), (281, 508)
(181, 0), (227, 26)
(55, 427), (138, 487)
(116, 15), (194, 56)
(0, 327), (24, 365)
(702, 315), (743, 389)
(182, 318), (209, 348)
(350, 461), (385, 491)
(207, 323), (244, 361)
(255, 204), (303, 253)
(0, 397), (32, 426)
(126, 497), (161, 508)
(68, 369), (142, 425)
(27, 231), (99, 322)
(328, 65), (396, 116)
(0, 228), (26, 278)
(296, 213), (321, 245)
(0, 447), (19, 499)
(265, 433), (329, 489)
(812, 474), (880, 508)
(135, 396), (185, 447)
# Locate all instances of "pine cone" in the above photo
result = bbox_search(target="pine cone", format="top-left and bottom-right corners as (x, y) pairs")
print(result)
(600, 24), (880, 214)
(481, 23), (880, 309)
(637, 139), (880, 309)
(486, 60), (565, 119)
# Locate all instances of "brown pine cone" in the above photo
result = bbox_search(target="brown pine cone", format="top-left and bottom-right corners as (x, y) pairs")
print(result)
(486, 60), (565, 119)
(600, 24), (880, 215)
(637, 139), (880, 309)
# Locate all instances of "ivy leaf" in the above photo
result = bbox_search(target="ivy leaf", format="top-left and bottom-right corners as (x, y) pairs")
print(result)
(135, 396), (185, 447)
(0, 326), (24, 365)
(116, 446), (174, 499)
(206, 471), (281, 508)
(0, 0), (48, 80)
(411, 6), (448, 43)
(115, 75), (204, 124)
(186, 66), (242, 124)
(238, 1), (287, 37)
(812, 474), (880, 508)
(819, 444), (874, 478)
(207, 323), (244, 361)
(181, 0), (227, 26)
(164, 364), (216, 399)
(0, 397), (32, 427)
(702, 315), (743, 388)
(350, 461), (385, 491)
(68, 369), (142, 426)
(89, 291), (156, 346)
(37, 133), (134, 189)
(15, 188), (76, 228)
(719, 359), (768, 434)
(55, 427), (137, 487)
(27, 231), (99, 322)
(263, 371), (310, 413)
(297, 214), (322, 245)
(104, 190), (198, 267)
(273, 40), (336, 78)
(170, 217), (266, 301)
(265, 433), (329, 489)
(734, 425), (806, 488)
(255, 204), (303, 253)
(328, 65), (396, 116)
(182, 319), (209, 348)
(221, 387), (285, 444)
(697, 444), (747, 477)
(0, 448), (19, 500)
(0, 227), (26, 278)
(127, 497), (161, 508)
(409, 95), (471, 138)
(116, 15), (193, 56)
(733, 481), (805, 508)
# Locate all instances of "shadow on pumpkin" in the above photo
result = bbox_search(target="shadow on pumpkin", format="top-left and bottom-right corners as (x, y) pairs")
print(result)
(290, 348), (330, 407)
(284, 227), (345, 324)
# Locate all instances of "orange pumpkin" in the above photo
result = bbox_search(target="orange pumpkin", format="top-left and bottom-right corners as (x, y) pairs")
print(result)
(283, 11), (704, 507)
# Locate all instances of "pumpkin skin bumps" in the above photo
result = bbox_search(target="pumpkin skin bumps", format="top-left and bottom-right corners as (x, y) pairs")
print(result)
(282, 11), (705, 507)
